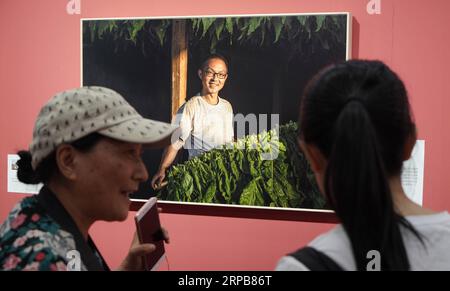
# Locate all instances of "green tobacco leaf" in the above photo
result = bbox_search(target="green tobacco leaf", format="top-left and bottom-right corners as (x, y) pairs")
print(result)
(107, 21), (117, 33)
(239, 177), (264, 206)
(214, 18), (225, 40)
(329, 15), (338, 27)
(154, 22), (167, 47)
(260, 20), (266, 46)
(247, 17), (262, 37)
(272, 17), (283, 43)
(246, 150), (261, 177)
(191, 18), (200, 33)
(264, 178), (277, 204)
(163, 122), (322, 209)
(315, 15), (326, 32)
(203, 182), (217, 203)
(272, 178), (289, 208)
(225, 18), (234, 36)
(237, 18), (251, 41)
(129, 20), (145, 44)
(96, 21), (111, 40)
(261, 160), (274, 179)
(230, 158), (240, 181)
(200, 18), (215, 38)
(216, 154), (231, 201)
(195, 161), (209, 185)
(89, 22), (97, 43)
(279, 177), (301, 207)
(297, 15), (307, 27)
(180, 171), (194, 202)
(191, 166), (202, 201)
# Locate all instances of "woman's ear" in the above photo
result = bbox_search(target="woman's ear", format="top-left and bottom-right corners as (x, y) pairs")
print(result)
(297, 137), (326, 173)
(55, 144), (77, 180)
(198, 69), (203, 80)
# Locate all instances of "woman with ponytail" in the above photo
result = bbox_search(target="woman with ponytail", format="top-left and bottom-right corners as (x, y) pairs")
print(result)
(276, 60), (450, 271)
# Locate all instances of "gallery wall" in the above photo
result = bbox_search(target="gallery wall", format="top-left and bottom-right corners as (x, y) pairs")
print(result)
(1, 0), (449, 270)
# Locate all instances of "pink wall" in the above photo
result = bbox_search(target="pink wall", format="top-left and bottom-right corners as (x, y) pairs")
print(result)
(1, 0), (449, 270)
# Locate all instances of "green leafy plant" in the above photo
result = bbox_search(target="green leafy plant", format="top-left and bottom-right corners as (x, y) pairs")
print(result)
(84, 15), (346, 56)
(158, 122), (327, 209)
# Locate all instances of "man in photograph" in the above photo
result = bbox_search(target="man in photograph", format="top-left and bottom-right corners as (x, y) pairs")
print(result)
(151, 54), (234, 189)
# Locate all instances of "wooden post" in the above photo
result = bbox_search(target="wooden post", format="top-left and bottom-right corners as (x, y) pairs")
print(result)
(171, 19), (188, 118)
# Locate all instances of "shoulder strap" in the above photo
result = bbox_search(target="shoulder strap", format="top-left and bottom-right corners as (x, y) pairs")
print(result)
(289, 247), (344, 271)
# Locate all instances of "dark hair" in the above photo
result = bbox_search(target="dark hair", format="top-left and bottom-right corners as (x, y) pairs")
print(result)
(17, 133), (104, 185)
(299, 60), (422, 270)
(200, 53), (229, 71)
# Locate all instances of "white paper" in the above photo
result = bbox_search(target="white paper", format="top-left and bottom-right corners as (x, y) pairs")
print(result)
(401, 140), (425, 206)
(7, 154), (43, 194)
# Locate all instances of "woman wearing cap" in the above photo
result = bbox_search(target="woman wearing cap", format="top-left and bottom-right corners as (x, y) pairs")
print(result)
(0, 86), (176, 271)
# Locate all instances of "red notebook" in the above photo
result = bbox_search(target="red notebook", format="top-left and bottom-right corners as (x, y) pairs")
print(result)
(134, 197), (165, 271)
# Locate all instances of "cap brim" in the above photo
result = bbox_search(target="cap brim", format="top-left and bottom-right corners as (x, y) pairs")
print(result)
(98, 117), (177, 149)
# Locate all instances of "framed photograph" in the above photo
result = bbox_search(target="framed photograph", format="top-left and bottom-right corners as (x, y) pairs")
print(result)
(81, 13), (351, 220)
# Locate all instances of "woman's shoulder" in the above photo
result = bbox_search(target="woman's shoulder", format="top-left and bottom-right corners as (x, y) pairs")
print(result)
(275, 255), (310, 271)
(275, 226), (351, 271)
(0, 196), (75, 270)
(306, 224), (356, 270)
(1, 196), (41, 235)
(308, 224), (349, 247)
